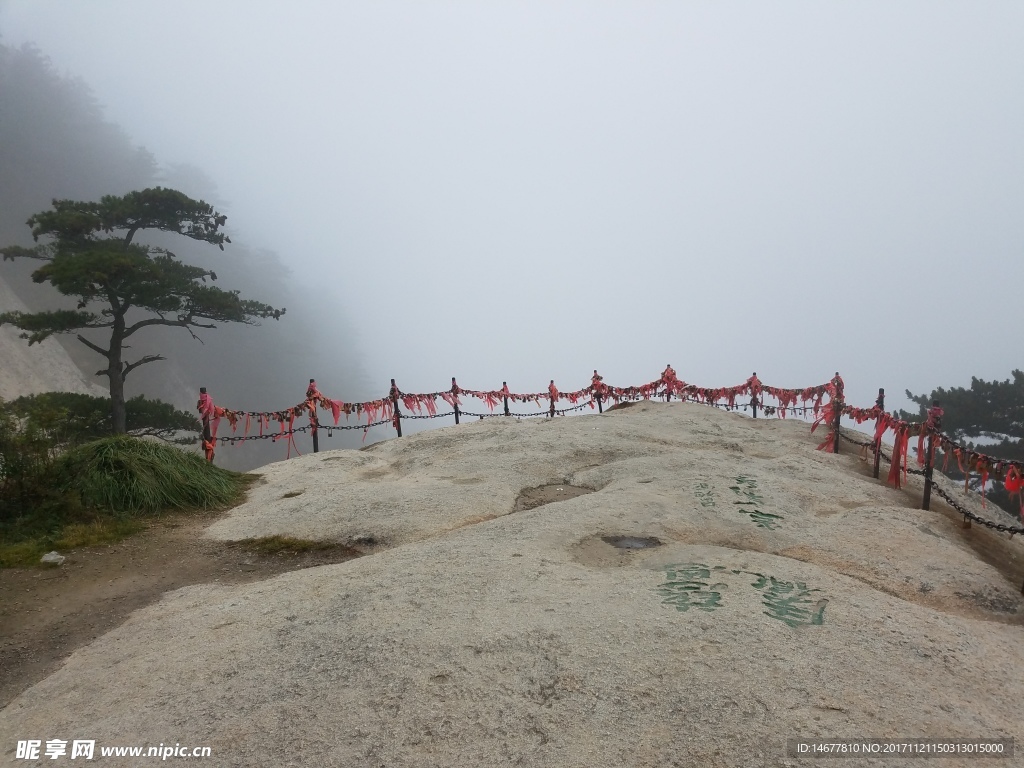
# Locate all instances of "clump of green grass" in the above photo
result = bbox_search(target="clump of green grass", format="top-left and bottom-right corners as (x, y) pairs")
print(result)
(1, 436), (253, 568)
(54, 435), (250, 513)
(0, 539), (52, 568)
(239, 535), (338, 555)
(0, 517), (148, 568)
(55, 518), (148, 549)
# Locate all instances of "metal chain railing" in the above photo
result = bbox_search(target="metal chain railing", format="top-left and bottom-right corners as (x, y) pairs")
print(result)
(931, 484), (1024, 535)
(838, 430), (1023, 535)
(198, 373), (1023, 542)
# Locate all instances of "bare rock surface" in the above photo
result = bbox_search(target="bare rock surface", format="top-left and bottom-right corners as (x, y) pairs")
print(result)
(2, 402), (1022, 767)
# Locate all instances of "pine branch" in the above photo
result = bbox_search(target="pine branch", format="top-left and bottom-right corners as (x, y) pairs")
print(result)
(1, 244), (52, 261)
(121, 354), (167, 379)
(76, 334), (111, 358)
(0, 309), (100, 344)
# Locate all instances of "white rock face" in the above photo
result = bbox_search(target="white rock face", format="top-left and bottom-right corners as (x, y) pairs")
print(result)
(1, 402), (1021, 767)
(0, 274), (107, 401)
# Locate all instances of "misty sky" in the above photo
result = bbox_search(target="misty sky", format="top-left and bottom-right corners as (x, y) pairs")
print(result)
(1, 1), (1021, 414)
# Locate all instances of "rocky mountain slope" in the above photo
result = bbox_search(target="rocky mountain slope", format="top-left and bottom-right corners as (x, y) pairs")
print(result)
(0, 273), (106, 401)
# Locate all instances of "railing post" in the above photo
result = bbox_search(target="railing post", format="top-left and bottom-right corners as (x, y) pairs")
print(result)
(750, 371), (758, 419)
(202, 411), (212, 447)
(662, 364), (676, 402)
(503, 382), (510, 416)
(832, 372), (844, 454)
(308, 379), (319, 453)
(390, 378), (402, 438)
(921, 435), (935, 511)
(452, 377), (460, 425)
(922, 400), (941, 511)
(198, 386), (214, 463)
(873, 388), (884, 479)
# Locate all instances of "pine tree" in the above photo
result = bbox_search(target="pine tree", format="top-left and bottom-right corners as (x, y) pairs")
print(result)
(1, 188), (284, 432)
(899, 371), (1024, 511)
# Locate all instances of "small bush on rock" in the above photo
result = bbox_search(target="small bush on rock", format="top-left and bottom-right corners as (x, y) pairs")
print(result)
(54, 435), (249, 514)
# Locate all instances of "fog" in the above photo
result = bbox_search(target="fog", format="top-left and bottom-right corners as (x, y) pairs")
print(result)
(2, 1), (1022, 422)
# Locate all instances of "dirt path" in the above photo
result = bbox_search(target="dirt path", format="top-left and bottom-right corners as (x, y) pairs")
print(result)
(0, 513), (360, 711)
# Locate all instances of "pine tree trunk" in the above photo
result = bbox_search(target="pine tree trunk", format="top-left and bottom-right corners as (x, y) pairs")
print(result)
(108, 316), (127, 434)
(109, 366), (127, 434)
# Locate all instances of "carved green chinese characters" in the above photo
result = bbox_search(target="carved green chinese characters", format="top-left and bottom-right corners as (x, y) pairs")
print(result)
(728, 475), (782, 530)
(749, 573), (828, 628)
(694, 481), (716, 509)
(657, 563), (829, 627)
(656, 563), (731, 613)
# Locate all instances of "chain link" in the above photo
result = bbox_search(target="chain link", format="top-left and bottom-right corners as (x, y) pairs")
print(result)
(217, 426), (309, 444)
(322, 418), (393, 432)
(461, 401), (595, 418)
(931, 484), (1024, 534)
(218, 418), (400, 443)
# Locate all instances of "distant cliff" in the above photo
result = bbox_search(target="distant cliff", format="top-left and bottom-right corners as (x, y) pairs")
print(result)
(0, 272), (106, 400)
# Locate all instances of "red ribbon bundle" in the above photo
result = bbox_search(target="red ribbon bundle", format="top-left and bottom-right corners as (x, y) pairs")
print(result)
(811, 378), (843, 454)
(1006, 466), (1024, 517)
(887, 424), (911, 489)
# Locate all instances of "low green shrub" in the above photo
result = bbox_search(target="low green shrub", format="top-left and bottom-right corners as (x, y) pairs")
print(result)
(4, 392), (199, 446)
(54, 435), (249, 514)
(1, 425), (251, 567)
(0, 405), (62, 525)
